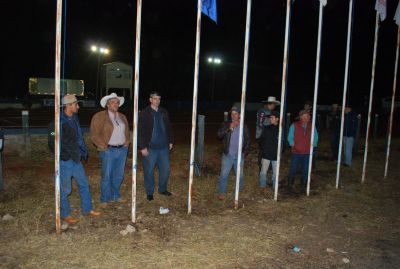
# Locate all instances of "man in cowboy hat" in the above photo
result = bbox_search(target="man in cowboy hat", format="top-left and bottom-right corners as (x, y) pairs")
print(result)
(138, 91), (174, 201)
(216, 106), (251, 200)
(256, 96), (281, 139)
(48, 94), (100, 224)
(90, 93), (130, 208)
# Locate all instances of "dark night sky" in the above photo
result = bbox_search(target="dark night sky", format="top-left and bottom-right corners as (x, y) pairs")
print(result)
(2, 0), (399, 108)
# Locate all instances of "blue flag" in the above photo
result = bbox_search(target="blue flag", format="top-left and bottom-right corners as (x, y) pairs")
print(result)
(201, 0), (217, 23)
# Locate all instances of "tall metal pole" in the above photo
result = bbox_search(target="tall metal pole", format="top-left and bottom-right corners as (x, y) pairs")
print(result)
(54, 0), (63, 233)
(234, 0), (252, 210)
(188, 0), (203, 214)
(306, 1), (325, 196)
(362, 13), (380, 183)
(336, 0), (354, 188)
(131, 0), (142, 223)
(384, 27), (400, 178)
(274, 0), (292, 201)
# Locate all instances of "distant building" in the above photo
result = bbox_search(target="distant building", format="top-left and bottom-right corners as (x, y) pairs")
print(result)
(100, 62), (132, 100)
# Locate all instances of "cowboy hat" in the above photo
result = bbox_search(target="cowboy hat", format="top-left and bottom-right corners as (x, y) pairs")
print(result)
(100, 93), (125, 108)
(261, 96), (281, 105)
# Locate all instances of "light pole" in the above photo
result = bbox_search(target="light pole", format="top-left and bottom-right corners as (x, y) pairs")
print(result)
(91, 45), (109, 101)
(207, 57), (222, 102)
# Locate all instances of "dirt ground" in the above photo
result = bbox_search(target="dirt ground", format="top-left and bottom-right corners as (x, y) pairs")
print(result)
(0, 132), (399, 269)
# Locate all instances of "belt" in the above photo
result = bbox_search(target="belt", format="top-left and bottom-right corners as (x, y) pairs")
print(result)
(108, 145), (124, 148)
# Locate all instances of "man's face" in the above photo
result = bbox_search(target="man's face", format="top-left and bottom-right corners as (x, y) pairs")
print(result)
(300, 113), (310, 123)
(270, 116), (279, 125)
(149, 95), (161, 108)
(66, 102), (79, 114)
(266, 103), (276, 111)
(107, 98), (120, 113)
(304, 104), (312, 111)
(231, 111), (240, 122)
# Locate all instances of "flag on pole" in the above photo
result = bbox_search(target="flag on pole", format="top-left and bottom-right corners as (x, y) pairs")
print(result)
(375, 0), (387, 21)
(395, 0), (400, 25)
(201, 0), (217, 23)
(320, 0), (327, 6)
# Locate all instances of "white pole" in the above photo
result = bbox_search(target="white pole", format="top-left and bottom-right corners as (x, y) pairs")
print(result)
(54, 0), (63, 234)
(131, 0), (142, 223)
(361, 13), (380, 183)
(384, 27), (400, 178)
(234, 0), (252, 210)
(274, 0), (292, 201)
(188, 0), (202, 214)
(306, 1), (324, 197)
(336, 0), (354, 189)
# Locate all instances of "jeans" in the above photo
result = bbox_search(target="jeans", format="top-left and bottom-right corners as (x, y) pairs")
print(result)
(288, 154), (310, 186)
(99, 146), (128, 203)
(218, 153), (244, 194)
(142, 147), (170, 195)
(60, 160), (93, 218)
(343, 136), (354, 166)
(259, 159), (277, 188)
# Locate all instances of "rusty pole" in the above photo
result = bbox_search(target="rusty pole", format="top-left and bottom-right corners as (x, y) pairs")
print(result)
(384, 26), (400, 178)
(274, 0), (292, 202)
(234, 0), (252, 210)
(54, 0), (63, 233)
(362, 13), (380, 183)
(131, 0), (142, 223)
(336, 0), (354, 189)
(188, 0), (203, 215)
(306, 1), (325, 197)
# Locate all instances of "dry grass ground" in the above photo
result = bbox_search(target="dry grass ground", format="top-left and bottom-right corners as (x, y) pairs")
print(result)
(0, 134), (399, 269)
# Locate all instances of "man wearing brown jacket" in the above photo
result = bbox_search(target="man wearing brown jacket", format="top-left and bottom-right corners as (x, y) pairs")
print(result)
(90, 93), (130, 207)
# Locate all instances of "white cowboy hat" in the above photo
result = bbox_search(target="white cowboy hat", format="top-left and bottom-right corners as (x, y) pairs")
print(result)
(100, 93), (125, 108)
(262, 96), (281, 105)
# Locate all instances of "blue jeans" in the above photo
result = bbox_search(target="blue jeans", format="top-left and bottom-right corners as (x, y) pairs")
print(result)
(99, 146), (128, 203)
(218, 153), (244, 194)
(288, 154), (310, 186)
(60, 160), (93, 218)
(259, 159), (277, 188)
(142, 147), (170, 195)
(343, 136), (354, 166)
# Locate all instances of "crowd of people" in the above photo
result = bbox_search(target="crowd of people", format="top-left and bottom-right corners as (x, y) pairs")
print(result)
(48, 92), (358, 224)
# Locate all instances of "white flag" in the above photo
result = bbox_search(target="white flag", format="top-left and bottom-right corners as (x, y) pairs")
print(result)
(395, 1), (400, 26)
(375, 0), (387, 21)
(319, 0), (327, 6)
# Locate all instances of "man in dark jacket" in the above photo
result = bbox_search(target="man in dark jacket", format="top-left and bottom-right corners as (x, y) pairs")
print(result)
(48, 94), (100, 224)
(217, 106), (250, 200)
(259, 111), (279, 193)
(343, 105), (358, 167)
(138, 91), (174, 201)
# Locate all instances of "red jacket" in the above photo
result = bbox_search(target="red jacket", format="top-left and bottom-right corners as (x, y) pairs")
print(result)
(292, 121), (312, 154)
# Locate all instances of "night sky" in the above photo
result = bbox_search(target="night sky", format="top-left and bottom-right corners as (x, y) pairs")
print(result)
(2, 0), (399, 108)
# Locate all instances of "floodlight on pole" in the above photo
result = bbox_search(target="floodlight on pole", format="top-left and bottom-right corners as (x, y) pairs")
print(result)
(90, 44), (110, 101)
(206, 57), (222, 102)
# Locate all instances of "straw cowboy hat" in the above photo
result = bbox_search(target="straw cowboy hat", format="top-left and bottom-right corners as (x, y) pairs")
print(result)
(100, 93), (125, 108)
(262, 96), (281, 105)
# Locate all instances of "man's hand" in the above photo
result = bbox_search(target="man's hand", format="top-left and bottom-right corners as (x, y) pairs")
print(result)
(169, 143), (173, 150)
(141, 148), (149, 157)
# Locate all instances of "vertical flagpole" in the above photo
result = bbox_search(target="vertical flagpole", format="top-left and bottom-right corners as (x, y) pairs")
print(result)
(362, 13), (380, 183)
(188, 0), (202, 214)
(336, 0), (354, 188)
(54, 0), (63, 233)
(274, 0), (292, 201)
(384, 26), (400, 178)
(131, 0), (142, 223)
(306, 1), (324, 196)
(234, 0), (252, 210)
